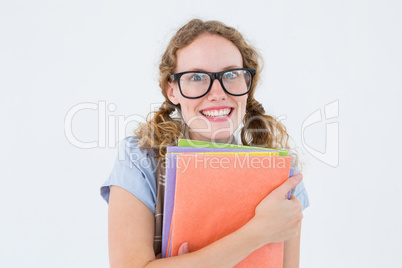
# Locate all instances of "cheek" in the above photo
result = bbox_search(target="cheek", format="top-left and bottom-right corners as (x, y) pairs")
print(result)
(235, 96), (248, 123)
(179, 99), (202, 120)
(235, 96), (248, 112)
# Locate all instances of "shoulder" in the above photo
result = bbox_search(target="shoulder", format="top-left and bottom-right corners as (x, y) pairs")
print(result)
(116, 136), (156, 168)
(100, 136), (158, 213)
(118, 136), (155, 158)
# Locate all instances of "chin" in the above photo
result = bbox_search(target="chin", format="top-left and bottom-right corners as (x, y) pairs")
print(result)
(197, 131), (235, 144)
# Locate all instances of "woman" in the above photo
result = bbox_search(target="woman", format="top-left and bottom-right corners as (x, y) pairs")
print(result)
(101, 19), (309, 267)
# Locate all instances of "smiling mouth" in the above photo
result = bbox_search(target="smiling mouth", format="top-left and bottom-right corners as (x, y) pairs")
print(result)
(200, 108), (233, 118)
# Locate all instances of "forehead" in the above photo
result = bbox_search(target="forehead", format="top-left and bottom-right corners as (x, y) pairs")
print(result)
(175, 33), (243, 73)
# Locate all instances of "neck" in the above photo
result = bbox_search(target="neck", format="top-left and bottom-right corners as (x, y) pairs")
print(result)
(188, 131), (236, 144)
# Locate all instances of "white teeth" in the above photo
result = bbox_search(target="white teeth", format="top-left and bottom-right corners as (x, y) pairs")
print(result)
(201, 108), (231, 118)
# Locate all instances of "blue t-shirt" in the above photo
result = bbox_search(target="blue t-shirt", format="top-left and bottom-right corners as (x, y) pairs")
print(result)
(100, 136), (310, 213)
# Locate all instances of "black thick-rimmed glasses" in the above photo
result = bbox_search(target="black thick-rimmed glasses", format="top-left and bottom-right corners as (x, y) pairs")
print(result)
(170, 68), (256, 99)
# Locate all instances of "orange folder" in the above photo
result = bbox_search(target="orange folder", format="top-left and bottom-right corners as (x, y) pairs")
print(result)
(170, 153), (292, 267)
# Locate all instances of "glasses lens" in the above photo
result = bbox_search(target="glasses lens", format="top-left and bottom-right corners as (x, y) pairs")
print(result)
(179, 72), (211, 98)
(177, 69), (252, 98)
(222, 70), (252, 95)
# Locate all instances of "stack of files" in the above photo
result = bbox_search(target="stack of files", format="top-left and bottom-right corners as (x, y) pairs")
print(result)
(162, 139), (293, 267)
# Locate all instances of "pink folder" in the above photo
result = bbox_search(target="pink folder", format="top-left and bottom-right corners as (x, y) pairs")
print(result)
(170, 153), (292, 267)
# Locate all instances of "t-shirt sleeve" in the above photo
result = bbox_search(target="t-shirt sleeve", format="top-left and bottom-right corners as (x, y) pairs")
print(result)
(291, 158), (310, 212)
(100, 136), (157, 214)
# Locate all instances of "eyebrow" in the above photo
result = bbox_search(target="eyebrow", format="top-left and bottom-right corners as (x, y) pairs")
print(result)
(184, 65), (242, 72)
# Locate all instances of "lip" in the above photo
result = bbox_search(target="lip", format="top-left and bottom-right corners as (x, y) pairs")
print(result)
(200, 106), (233, 111)
(199, 106), (234, 122)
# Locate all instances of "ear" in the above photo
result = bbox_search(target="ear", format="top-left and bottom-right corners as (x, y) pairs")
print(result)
(166, 81), (180, 105)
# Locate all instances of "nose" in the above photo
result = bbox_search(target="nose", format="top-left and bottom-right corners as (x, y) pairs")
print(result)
(207, 79), (227, 101)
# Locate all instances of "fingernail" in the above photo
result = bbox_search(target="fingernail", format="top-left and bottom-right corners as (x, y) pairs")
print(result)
(184, 242), (189, 253)
(295, 173), (303, 180)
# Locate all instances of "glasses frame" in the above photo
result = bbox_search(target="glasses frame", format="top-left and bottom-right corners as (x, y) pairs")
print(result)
(170, 68), (256, 99)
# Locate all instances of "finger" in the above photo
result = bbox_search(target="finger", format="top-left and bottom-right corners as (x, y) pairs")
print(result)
(274, 173), (303, 197)
(289, 193), (299, 201)
(178, 242), (189, 255)
(289, 194), (303, 212)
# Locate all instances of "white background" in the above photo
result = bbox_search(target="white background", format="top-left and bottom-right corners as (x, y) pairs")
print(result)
(1, 1), (401, 267)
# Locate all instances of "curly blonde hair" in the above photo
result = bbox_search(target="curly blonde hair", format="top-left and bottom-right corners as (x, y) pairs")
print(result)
(134, 19), (297, 165)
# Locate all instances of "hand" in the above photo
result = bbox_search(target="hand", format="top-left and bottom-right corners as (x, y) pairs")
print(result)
(249, 173), (304, 245)
(178, 242), (189, 255)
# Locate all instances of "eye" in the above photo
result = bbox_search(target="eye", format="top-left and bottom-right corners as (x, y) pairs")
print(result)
(223, 71), (239, 80)
(189, 73), (208, 81)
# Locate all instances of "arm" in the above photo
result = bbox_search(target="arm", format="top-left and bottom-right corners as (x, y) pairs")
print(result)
(108, 186), (262, 268)
(108, 174), (304, 268)
(283, 222), (302, 268)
